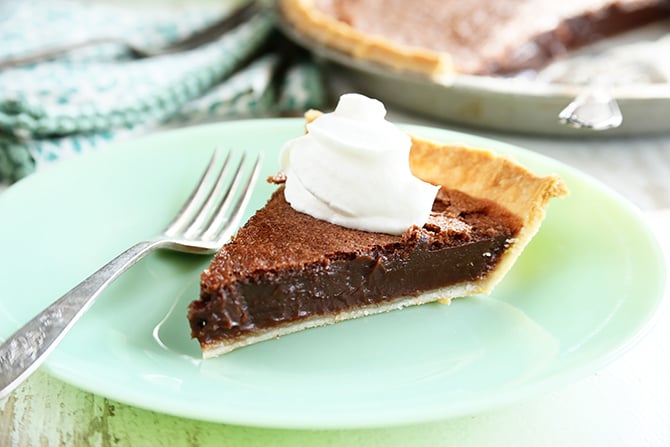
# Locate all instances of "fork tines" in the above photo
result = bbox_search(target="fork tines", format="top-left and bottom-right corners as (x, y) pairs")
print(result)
(163, 148), (262, 245)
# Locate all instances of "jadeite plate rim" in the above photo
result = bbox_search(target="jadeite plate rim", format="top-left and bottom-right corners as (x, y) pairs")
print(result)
(0, 119), (665, 429)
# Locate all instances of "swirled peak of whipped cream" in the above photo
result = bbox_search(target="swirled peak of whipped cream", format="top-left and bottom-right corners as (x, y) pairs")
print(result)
(279, 93), (439, 235)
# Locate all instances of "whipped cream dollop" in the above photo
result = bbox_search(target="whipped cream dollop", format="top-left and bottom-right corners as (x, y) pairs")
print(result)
(280, 93), (439, 235)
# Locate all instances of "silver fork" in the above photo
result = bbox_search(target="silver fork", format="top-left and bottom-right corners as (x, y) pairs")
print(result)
(0, 148), (262, 400)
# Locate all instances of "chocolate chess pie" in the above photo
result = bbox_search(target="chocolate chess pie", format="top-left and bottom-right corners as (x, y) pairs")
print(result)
(188, 102), (567, 357)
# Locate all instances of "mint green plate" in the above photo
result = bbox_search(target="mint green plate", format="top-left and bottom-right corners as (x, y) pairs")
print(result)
(0, 119), (665, 429)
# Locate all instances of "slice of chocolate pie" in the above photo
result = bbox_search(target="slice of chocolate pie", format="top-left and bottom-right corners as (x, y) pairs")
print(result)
(188, 95), (567, 358)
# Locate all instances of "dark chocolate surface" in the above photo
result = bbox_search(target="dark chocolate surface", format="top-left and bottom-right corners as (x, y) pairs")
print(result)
(189, 186), (521, 346)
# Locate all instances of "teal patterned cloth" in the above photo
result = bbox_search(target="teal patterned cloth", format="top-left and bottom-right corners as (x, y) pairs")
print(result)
(0, 0), (325, 184)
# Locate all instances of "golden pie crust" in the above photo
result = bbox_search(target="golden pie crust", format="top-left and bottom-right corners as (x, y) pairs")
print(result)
(279, 0), (452, 77)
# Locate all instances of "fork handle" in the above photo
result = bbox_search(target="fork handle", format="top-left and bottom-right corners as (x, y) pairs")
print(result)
(0, 240), (161, 400)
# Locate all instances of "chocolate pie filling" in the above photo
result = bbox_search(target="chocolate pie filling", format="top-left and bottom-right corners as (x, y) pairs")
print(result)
(189, 186), (522, 346)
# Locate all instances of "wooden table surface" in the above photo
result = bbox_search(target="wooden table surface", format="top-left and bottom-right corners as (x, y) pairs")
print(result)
(1, 111), (670, 446)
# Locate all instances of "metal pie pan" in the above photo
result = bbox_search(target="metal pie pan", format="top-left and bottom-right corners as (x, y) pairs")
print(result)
(278, 13), (670, 137)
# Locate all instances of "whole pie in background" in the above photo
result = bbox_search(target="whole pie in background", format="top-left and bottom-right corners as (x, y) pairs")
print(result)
(279, 0), (670, 77)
